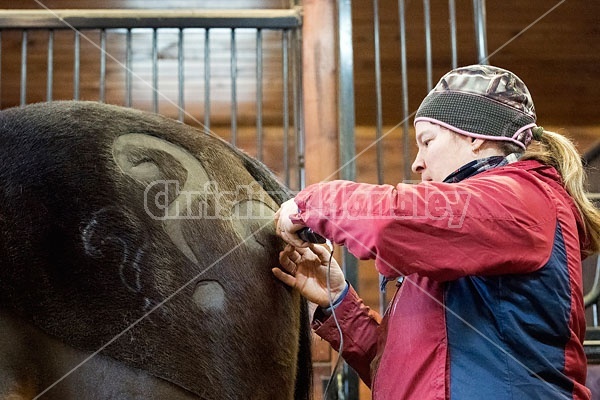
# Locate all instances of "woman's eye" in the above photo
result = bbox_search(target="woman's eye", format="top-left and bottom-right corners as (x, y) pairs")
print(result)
(424, 139), (431, 147)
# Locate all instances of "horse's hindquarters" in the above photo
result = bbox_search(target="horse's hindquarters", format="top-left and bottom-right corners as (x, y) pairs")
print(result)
(0, 309), (200, 400)
(0, 101), (309, 399)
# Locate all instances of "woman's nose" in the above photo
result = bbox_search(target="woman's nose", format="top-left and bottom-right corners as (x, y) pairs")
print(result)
(411, 152), (424, 174)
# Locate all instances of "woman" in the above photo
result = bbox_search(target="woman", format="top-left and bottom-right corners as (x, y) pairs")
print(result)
(273, 65), (600, 399)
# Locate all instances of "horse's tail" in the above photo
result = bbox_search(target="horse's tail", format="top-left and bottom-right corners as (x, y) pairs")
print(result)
(295, 298), (313, 400)
(236, 147), (293, 204)
(237, 149), (313, 399)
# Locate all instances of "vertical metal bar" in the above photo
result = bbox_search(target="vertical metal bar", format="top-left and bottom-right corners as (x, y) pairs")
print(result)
(47, 30), (53, 101)
(289, 0), (302, 190)
(178, 28), (184, 122)
(204, 29), (210, 131)
(338, 0), (357, 272)
(152, 28), (158, 113)
(293, 28), (306, 190)
(230, 28), (238, 146)
(100, 29), (106, 103)
(373, 0), (387, 317)
(282, 30), (290, 186)
(423, 0), (433, 90)
(473, 0), (481, 61)
(473, 0), (488, 64)
(74, 31), (80, 100)
(126, 28), (132, 107)
(398, 0), (411, 182)
(448, 0), (458, 68)
(338, 0), (356, 184)
(20, 30), (27, 106)
(0, 31), (2, 109)
(290, 0), (304, 189)
(373, 0), (384, 186)
(338, 0), (359, 399)
(256, 29), (264, 162)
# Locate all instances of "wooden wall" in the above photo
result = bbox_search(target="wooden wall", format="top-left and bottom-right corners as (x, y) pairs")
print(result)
(3, 1), (598, 142)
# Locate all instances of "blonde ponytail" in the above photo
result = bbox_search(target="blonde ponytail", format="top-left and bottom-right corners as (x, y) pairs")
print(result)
(521, 130), (600, 256)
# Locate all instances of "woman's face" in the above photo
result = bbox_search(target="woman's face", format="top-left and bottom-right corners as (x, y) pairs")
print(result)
(412, 121), (478, 182)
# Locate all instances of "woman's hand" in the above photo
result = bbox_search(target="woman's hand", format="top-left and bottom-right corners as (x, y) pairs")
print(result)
(272, 244), (346, 308)
(273, 198), (309, 247)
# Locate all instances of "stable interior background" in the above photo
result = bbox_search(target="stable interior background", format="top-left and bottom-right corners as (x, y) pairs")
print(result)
(0, 1), (598, 399)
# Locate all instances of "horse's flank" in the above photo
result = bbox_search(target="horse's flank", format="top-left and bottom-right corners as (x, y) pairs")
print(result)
(0, 101), (312, 399)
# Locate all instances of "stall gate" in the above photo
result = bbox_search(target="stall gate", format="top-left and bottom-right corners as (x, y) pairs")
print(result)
(0, 8), (304, 189)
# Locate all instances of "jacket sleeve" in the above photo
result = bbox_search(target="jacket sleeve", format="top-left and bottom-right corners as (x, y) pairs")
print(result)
(312, 285), (381, 387)
(292, 169), (557, 281)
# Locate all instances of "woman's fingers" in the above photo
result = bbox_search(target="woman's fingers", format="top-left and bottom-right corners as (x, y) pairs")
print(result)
(273, 199), (315, 248)
(280, 245), (300, 264)
(279, 251), (297, 274)
(274, 245), (343, 307)
(295, 245), (322, 261)
(309, 243), (332, 262)
(287, 250), (302, 264)
(272, 267), (296, 287)
(282, 230), (308, 248)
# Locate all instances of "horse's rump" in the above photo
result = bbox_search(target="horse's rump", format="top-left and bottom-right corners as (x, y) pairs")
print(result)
(0, 101), (311, 399)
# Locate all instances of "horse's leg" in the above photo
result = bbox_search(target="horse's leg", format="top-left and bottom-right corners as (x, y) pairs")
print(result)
(0, 309), (44, 399)
(0, 309), (200, 400)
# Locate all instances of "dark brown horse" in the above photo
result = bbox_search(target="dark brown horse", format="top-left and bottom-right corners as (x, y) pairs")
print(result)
(0, 101), (311, 399)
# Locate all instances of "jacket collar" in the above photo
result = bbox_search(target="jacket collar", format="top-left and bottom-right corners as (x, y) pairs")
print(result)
(443, 153), (521, 183)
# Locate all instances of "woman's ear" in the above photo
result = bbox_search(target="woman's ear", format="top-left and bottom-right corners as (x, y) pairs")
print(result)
(471, 138), (485, 154)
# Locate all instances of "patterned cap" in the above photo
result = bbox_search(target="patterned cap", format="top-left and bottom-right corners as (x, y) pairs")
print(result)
(414, 65), (538, 149)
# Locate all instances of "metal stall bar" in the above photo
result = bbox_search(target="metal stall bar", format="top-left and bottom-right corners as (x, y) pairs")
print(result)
(230, 28), (238, 146)
(282, 29), (290, 187)
(292, 27), (304, 191)
(100, 29), (106, 103)
(74, 31), (80, 100)
(177, 28), (184, 122)
(337, 0), (359, 399)
(423, 0), (433, 90)
(126, 28), (132, 107)
(338, 0), (356, 187)
(256, 29), (264, 162)
(0, 31), (2, 108)
(372, 0), (389, 318)
(0, 9), (302, 30)
(398, 0), (411, 182)
(20, 30), (27, 106)
(204, 29), (211, 131)
(448, 0), (458, 68)
(473, 0), (489, 64)
(338, 0), (358, 283)
(373, 0), (384, 187)
(47, 30), (53, 101)
(152, 28), (158, 113)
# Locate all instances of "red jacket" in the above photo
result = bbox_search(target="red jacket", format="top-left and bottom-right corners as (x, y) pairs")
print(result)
(294, 160), (591, 399)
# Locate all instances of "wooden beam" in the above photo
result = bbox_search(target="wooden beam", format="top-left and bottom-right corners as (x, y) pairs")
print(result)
(302, 0), (338, 185)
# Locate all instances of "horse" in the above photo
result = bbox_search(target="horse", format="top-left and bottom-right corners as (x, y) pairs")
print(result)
(0, 101), (312, 399)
